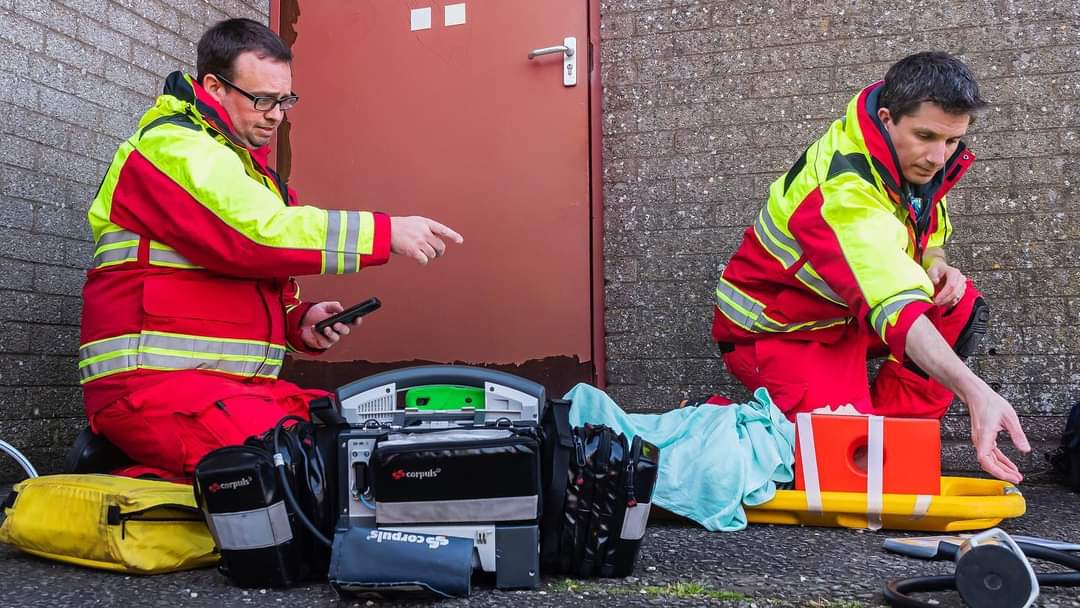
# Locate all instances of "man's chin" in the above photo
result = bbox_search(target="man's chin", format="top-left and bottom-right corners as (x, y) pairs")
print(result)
(905, 171), (935, 185)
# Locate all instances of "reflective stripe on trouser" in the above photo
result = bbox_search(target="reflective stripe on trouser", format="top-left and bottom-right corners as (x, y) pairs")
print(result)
(78, 332), (285, 383)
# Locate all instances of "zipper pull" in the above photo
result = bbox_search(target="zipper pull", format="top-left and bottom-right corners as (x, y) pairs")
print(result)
(573, 434), (586, 486)
(625, 459), (637, 508)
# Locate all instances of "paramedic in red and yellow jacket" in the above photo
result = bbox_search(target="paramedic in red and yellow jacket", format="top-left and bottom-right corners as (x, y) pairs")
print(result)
(711, 52), (1029, 483)
(79, 19), (462, 480)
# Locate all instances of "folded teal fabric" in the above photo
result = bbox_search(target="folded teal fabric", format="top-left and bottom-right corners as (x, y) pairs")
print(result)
(563, 384), (795, 531)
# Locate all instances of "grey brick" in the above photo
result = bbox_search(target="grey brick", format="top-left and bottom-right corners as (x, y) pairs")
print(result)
(34, 204), (91, 240)
(35, 81), (103, 127)
(601, 13), (636, 40)
(156, 30), (198, 66)
(75, 16), (133, 61)
(129, 40), (184, 79)
(7, 103), (66, 149)
(108, 4), (168, 49)
(111, 0), (180, 33)
(13, 0), (78, 36)
(0, 163), (66, 206)
(0, 40), (30, 75)
(0, 257), (36, 291)
(0, 9), (45, 52)
(0, 386), (82, 419)
(103, 55), (159, 97)
(0, 321), (30, 353)
(750, 67), (834, 98)
(0, 132), (40, 170)
(0, 353), (79, 386)
(28, 321), (80, 354)
(32, 263), (84, 297)
(43, 29), (106, 75)
(0, 291), (81, 325)
(0, 196), (34, 230)
(605, 257), (639, 283)
(54, 0), (107, 17)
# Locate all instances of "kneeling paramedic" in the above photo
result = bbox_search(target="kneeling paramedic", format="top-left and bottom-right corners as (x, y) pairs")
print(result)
(78, 18), (463, 481)
(711, 51), (1029, 484)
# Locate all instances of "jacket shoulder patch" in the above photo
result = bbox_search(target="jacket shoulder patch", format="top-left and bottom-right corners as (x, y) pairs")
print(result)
(783, 147), (809, 195)
(826, 151), (874, 185)
(139, 114), (201, 140)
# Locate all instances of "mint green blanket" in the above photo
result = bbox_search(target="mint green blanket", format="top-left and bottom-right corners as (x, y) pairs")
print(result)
(564, 384), (795, 531)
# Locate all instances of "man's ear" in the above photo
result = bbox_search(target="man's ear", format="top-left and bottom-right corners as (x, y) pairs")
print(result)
(201, 74), (227, 103)
(877, 106), (893, 127)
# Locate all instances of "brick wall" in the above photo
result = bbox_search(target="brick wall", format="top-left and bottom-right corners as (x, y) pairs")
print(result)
(599, 0), (1079, 473)
(0, 0), (269, 479)
(0, 0), (1075, 480)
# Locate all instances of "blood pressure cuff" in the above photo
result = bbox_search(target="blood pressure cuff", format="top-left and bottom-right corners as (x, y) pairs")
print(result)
(328, 527), (472, 599)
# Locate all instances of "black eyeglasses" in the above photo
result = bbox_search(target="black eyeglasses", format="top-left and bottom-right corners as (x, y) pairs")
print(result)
(214, 74), (299, 112)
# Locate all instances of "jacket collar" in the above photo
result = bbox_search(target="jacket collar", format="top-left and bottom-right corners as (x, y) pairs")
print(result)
(849, 80), (974, 207)
(162, 71), (273, 167)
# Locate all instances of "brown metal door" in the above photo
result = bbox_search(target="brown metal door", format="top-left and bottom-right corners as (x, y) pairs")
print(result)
(275, 1), (597, 394)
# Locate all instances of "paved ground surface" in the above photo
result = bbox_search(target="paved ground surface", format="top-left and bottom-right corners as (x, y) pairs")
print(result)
(0, 482), (1077, 607)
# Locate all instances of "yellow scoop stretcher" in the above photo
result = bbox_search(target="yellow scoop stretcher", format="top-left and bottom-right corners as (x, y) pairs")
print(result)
(745, 476), (1025, 532)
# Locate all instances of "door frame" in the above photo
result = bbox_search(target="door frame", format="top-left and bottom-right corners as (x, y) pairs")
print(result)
(270, 0), (607, 388)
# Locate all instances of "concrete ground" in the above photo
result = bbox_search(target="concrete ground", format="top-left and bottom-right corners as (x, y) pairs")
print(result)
(0, 482), (1077, 607)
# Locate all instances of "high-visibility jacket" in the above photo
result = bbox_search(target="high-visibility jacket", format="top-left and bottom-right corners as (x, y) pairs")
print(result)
(79, 72), (390, 416)
(712, 81), (974, 361)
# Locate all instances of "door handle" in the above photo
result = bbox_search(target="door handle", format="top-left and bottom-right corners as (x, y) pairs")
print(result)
(528, 45), (573, 59)
(528, 37), (577, 87)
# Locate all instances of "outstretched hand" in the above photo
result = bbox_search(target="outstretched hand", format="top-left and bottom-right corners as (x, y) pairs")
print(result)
(391, 216), (463, 265)
(965, 382), (1031, 484)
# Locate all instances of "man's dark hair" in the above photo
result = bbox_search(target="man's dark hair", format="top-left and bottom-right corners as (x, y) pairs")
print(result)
(879, 52), (987, 122)
(196, 18), (292, 83)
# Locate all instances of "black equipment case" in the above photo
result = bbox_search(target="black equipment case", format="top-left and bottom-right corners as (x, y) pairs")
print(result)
(332, 366), (546, 591)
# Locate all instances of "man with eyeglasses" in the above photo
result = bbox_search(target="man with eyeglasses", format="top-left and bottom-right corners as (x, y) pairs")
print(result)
(76, 18), (462, 481)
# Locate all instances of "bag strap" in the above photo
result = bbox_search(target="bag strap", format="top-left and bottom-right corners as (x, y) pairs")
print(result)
(1, 490), (16, 511)
(540, 398), (573, 569)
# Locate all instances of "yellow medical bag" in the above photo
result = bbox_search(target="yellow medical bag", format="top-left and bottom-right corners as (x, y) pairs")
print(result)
(0, 474), (218, 574)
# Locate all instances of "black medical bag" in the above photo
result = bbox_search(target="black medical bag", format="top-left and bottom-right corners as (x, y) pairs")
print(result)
(540, 416), (660, 578)
(193, 416), (339, 588)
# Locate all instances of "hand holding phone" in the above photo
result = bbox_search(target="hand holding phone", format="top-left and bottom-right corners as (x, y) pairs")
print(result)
(314, 297), (381, 333)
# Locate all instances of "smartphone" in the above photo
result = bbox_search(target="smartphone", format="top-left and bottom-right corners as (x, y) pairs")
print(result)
(314, 297), (381, 332)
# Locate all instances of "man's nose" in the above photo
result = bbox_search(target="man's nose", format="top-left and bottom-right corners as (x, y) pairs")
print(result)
(264, 104), (284, 121)
(927, 141), (947, 166)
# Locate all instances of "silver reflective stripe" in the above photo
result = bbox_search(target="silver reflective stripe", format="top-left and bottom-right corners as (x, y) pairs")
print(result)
(97, 230), (140, 246)
(753, 208), (799, 268)
(342, 211), (361, 273)
(141, 333), (275, 358)
(375, 495), (539, 525)
(206, 501), (293, 550)
(79, 336), (140, 381)
(794, 264), (845, 306)
(755, 314), (847, 333)
(325, 210), (342, 274)
(139, 352), (272, 376)
(149, 247), (197, 267)
(79, 335), (140, 363)
(714, 279), (763, 330)
(620, 502), (652, 540)
(871, 289), (929, 337)
(93, 246), (139, 267)
(78, 333), (285, 382)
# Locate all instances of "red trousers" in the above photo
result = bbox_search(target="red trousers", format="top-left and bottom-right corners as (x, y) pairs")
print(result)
(91, 370), (327, 482)
(723, 281), (983, 420)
